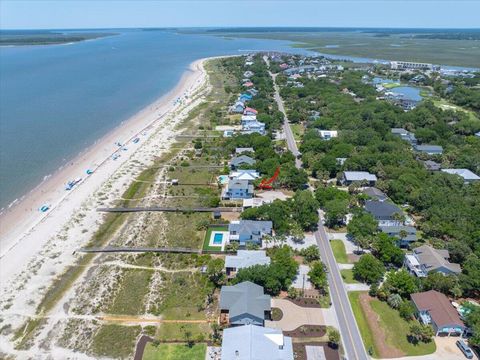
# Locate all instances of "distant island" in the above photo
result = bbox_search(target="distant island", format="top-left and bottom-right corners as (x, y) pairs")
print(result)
(0, 30), (117, 46)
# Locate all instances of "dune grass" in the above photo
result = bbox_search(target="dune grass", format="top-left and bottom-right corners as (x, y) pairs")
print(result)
(143, 343), (206, 360)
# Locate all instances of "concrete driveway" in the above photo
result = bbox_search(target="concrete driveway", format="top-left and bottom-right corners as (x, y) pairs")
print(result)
(266, 298), (337, 331)
(386, 337), (478, 360)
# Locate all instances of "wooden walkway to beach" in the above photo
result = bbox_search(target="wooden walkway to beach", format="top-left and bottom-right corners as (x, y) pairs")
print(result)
(77, 246), (202, 254)
(97, 206), (242, 213)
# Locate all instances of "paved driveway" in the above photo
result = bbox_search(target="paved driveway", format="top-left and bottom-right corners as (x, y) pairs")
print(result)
(387, 337), (478, 360)
(266, 298), (337, 331)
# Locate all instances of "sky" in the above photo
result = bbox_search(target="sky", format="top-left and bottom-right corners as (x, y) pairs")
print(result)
(1, 0), (479, 30)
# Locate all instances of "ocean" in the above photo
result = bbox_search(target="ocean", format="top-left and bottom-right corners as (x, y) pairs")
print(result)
(0, 29), (308, 209)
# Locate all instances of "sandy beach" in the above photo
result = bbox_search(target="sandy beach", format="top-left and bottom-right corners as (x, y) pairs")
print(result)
(0, 57), (209, 344)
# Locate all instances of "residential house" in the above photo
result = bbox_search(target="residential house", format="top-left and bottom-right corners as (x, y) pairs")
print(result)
(230, 101), (245, 114)
(241, 115), (257, 125)
(229, 155), (256, 170)
(239, 93), (253, 102)
(362, 187), (388, 202)
(247, 88), (259, 97)
(222, 179), (254, 200)
(415, 144), (443, 155)
(423, 160), (442, 171)
(441, 169), (480, 184)
(235, 147), (254, 155)
(221, 324), (293, 360)
(411, 290), (466, 336)
(391, 128), (417, 145)
(336, 157), (347, 166)
(243, 107), (258, 116)
(242, 197), (270, 209)
(475, 131), (480, 137)
(219, 282), (271, 327)
(341, 171), (377, 186)
(224, 250), (271, 277)
(243, 70), (254, 78)
(243, 81), (254, 88)
(319, 130), (338, 140)
(243, 120), (266, 135)
(404, 245), (461, 277)
(228, 220), (273, 247)
(365, 200), (403, 226)
(229, 169), (260, 182)
(380, 225), (417, 247)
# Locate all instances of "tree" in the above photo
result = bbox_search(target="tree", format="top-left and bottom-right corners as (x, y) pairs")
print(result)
(289, 221), (305, 243)
(324, 199), (349, 228)
(459, 254), (480, 297)
(308, 261), (328, 292)
(292, 190), (319, 231)
(399, 300), (416, 320)
(371, 233), (405, 267)
(206, 258), (225, 287)
(347, 211), (378, 239)
(383, 269), (419, 298)
(387, 293), (402, 309)
(355, 235), (373, 252)
(422, 272), (459, 296)
(327, 328), (341, 348)
(300, 245), (320, 263)
(287, 286), (299, 299)
(464, 305), (480, 347)
(353, 254), (385, 284)
(409, 322), (434, 343)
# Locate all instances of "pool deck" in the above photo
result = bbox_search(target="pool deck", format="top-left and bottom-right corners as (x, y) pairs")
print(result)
(208, 230), (229, 251)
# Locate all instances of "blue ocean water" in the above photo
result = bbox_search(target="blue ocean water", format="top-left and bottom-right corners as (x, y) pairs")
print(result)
(0, 30), (309, 208)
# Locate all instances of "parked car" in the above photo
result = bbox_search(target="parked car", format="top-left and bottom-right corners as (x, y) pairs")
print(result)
(456, 340), (474, 359)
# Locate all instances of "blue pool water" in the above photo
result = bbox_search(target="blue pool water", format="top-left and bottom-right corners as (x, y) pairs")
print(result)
(218, 175), (229, 184)
(213, 233), (224, 245)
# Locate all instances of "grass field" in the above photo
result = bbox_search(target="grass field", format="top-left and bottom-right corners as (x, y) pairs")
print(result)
(108, 269), (152, 315)
(212, 31), (480, 68)
(330, 240), (349, 264)
(143, 343), (206, 360)
(290, 123), (304, 142)
(340, 269), (359, 284)
(92, 324), (141, 358)
(370, 299), (436, 356)
(348, 291), (379, 358)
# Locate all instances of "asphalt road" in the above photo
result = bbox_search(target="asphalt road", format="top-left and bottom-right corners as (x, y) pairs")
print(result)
(267, 58), (369, 359)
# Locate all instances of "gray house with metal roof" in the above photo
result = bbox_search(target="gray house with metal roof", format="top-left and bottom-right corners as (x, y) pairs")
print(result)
(380, 225), (417, 247)
(341, 171), (377, 186)
(228, 220), (273, 247)
(219, 281), (271, 327)
(225, 250), (270, 277)
(229, 155), (256, 170)
(221, 324), (293, 360)
(415, 144), (443, 155)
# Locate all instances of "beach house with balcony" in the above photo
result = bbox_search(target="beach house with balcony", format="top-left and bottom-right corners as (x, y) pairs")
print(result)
(219, 281), (271, 327)
(221, 325), (294, 360)
(404, 245), (461, 277)
(230, 101), (245, 114)
(242, 120), (266, 135)
(411, 290), (466, 336)
(228, 220), (273, 247)
(229, 155), (256, 170)
(222, 179), (254, 200)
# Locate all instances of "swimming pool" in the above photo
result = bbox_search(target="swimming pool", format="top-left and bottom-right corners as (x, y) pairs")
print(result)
(218, 175), (229, 184)
(213, 233), (224, 245)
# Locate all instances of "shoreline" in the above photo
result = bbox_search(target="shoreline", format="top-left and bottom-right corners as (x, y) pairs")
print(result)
(0, 57), (207, 264)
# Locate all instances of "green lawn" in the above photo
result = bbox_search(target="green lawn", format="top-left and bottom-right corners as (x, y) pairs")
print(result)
(290, 123), (304, 141)
(370, 299), (436, 356)
(348, 292), (436, 357)
(330, 240), (349, 264)
(340, 269), (359, 284)
(202, 226), (228, 251)
(348, 292), (378, 358)
(143, 343), (206, 360)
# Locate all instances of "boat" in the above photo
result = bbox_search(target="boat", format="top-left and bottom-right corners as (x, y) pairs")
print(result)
(39, 204), (50, 212)
(65, 177), (82, 190)
(133, 137), (140, 144)
(86, 169), (94, 175)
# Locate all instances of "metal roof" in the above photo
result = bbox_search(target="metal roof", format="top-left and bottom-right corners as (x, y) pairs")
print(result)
(225, 250), (271, 270)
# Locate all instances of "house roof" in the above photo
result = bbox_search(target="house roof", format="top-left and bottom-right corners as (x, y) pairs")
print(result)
(236, 147), (254, 154)
(230, 170), (260, 181)
(413, 245), (461, 274)
(365, 200), (402, 218)
(242, 115), (257, 121)
(221, 324), (293, 360)
(344, 171), (377, 182)
(229, 220), (273, 236)
(411, 290), (464, 328)
(244, 107), (258, 114)
(380, 225), (417, 242)
(423, 160), (441, 171)
(228, 179), (251, 190)
(391, 128), (410, 135)
(415, 145), (443, 153)
(441, 169), (480, 181)
(230, 155), (256, 167)
(362, 187), (388, 201)
(225, 250), (271, 270)
(219, 282), (271, 323)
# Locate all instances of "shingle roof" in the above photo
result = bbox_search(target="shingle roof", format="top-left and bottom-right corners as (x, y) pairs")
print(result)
(363, 187), (388, 201)
(411, 290), (464, 328)
(229, 220), (273, 238)
(230, 155), (256, 167)
(413, 245), (461, 274)
(219, 282), (271, 324)
(236, 147), (254, 154)
(221, 325), (293, 360)
(365, 200), (402, 218)
(225, 250), (271, 270)
(228, 179), (251, 190)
